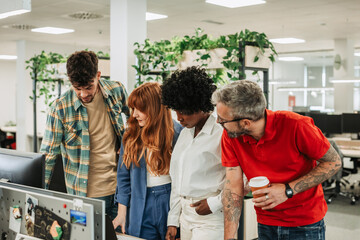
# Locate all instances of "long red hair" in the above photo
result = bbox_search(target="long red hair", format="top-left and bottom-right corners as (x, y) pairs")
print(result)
(122, 82), (174, 175)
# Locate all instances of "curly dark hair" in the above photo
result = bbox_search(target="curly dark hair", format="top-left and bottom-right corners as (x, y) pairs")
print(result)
(66, 50), (98, 87)
(161, 66), (216, 113)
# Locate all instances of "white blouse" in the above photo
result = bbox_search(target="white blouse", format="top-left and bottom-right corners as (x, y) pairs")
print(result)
(167, 114), (225, 227)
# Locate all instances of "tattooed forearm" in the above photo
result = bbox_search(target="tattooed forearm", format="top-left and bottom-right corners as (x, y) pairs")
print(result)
(223, 189), (243, 222)
(222, 188), (243, 239)
(293, 145), (341, 193)
(223, 166), (243, 239)
(319, 145), (341, 163)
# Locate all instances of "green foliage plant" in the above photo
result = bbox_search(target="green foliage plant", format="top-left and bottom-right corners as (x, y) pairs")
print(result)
(26, 50), (110, 106)
(26, 51), (67, 106)
(133, 28), (277, 86)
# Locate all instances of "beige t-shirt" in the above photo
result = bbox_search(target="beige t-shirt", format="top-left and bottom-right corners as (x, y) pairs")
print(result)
(84, 90), (117, 197)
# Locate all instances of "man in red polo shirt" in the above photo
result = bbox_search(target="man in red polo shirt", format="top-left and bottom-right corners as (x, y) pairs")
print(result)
(212, 80), (341, 240)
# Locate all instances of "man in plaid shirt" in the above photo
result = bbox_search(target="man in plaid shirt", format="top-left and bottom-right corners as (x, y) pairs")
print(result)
(40, 50), (129, 219)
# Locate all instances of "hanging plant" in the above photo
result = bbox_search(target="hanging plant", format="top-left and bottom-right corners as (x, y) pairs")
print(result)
(26, 51), (67, 106)
(26, 50), (110, 106)
(133, 28), (277, 86)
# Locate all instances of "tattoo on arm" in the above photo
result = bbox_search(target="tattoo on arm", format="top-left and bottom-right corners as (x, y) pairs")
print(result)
(226, 167), (238, 171)
(294, 145), (341, 193)
(223, 189), (242, 223)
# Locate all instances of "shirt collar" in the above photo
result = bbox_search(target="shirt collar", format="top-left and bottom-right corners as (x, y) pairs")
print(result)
(189, 114), (216, 136)
(241, 109), (276, 144)
(72, 79), (109, 111)
(201, 114), (216, 135)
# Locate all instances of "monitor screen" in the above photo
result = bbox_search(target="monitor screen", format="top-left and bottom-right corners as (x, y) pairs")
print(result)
(309, 112), (327, 133)
(0, 149), (45, 188)
(325, 114), (342, 134)
(342, 113), (360, 133)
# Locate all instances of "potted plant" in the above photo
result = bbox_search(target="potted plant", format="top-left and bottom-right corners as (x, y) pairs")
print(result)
(132, 28), (277, 86)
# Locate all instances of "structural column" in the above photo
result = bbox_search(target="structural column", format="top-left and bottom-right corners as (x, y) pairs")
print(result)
(110, 0), (146, 92)
(333, 38), (354, 113)
(16, 40), (27, 151)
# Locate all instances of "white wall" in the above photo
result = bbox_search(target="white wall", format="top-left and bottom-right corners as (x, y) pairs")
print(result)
(0, 60), (16, 127)
(271, 61), (305, 111)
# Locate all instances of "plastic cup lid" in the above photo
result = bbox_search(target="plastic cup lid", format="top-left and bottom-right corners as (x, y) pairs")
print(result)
(249, 176), (269, 187)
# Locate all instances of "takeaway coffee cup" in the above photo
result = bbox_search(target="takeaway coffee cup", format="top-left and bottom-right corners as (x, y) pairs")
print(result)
(249, 176), (270, 198)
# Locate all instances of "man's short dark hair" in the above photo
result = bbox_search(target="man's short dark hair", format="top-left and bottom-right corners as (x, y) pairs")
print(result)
(66, 50), (98, 87)
(161, 66), (216, 114)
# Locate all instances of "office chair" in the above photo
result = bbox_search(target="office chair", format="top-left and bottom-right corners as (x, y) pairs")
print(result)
(323, 140), (359, 205)
(48, 154), (67, 193)
(0, 130), (6, 148)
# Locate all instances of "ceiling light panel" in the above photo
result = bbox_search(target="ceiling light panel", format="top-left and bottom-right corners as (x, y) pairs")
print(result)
(31, 27), (74, 35)
(206, 0), (266, 8)
(146, 12), (168, 21)
(270, 38), (305, 44)
(0, 55), (17, 60)
(278, 87), (334, 92)
(0, 0), (31, 19)
(330, 79), (360, 83)
(278, 57), (304, 62)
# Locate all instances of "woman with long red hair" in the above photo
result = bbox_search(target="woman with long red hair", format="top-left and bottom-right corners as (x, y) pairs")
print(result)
(113, 82), (182, 240)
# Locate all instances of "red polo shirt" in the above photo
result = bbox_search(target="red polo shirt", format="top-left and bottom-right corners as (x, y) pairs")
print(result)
(221, 109), (330, 227)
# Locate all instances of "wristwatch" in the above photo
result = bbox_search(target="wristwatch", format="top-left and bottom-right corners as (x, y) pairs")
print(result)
(285, 183), (293, 198)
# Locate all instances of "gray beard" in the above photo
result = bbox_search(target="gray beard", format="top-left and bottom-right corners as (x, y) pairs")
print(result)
(226, 128), (250, 138)
(225, 122), (250, 138)
(227, 130), (244, 138)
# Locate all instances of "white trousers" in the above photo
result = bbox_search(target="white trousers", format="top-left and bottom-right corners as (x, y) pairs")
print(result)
(179, 197), (224, 240)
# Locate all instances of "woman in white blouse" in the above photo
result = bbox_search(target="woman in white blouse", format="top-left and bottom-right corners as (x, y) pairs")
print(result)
(161, 66), (225, 240)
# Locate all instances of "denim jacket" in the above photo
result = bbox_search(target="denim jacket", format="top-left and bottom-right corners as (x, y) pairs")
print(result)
(114, 121), (182, 237)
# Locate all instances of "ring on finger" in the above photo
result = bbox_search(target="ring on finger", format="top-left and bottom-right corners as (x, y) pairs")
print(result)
(265, 194), (269, 200)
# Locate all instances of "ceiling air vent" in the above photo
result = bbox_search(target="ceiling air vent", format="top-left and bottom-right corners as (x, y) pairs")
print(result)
(2, 24), (36, 30)
(202, 19), (224, 25)
(67, 12), (103, 20)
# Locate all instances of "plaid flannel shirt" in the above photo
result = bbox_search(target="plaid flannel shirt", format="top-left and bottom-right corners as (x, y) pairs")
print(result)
(40, 79), (129, 196)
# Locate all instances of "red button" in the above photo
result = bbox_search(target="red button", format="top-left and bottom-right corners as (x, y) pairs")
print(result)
(63, 204), (67, 208)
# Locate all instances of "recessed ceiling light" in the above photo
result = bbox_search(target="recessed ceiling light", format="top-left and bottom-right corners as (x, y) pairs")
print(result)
(278, 57), (304, 62)
(354, 52), (360, 57)
(278, 87), (334, 92)
(269, 81), (297, 85)
(330, 79), (360, 83)
(0, 0), (31, 19)
(31, 27), (75, 35)
(206, 0), (266, 8)
(0, 55), (17, 60)
(0, 9), (30, 19)
(146, 12), (168, 21)
(270, 38), (305, 44)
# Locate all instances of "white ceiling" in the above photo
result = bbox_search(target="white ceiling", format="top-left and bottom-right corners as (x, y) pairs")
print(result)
(1, 0), (360, 57)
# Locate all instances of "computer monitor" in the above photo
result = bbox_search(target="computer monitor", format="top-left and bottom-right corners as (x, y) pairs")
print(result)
(309, 112), (327, 133)
(325, 114), (342, 134)
(342, 113), (360, 133)
(0, 148), (45, 188)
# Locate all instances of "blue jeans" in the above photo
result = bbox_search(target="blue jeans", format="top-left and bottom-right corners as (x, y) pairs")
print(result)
(258, 219), (325, 240)
(139, 183), (171, 240)
(93, 194), (118, 220)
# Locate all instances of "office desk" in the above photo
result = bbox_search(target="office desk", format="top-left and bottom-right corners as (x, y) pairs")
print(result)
(325, 139), (360, 204)
(334, 139), (360, 173)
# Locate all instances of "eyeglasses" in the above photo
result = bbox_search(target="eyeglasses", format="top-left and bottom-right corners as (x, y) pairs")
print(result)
(217, 117), (250, 126)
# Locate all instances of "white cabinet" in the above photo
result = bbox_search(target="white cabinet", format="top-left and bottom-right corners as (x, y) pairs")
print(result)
(243, 198), (258, 240)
